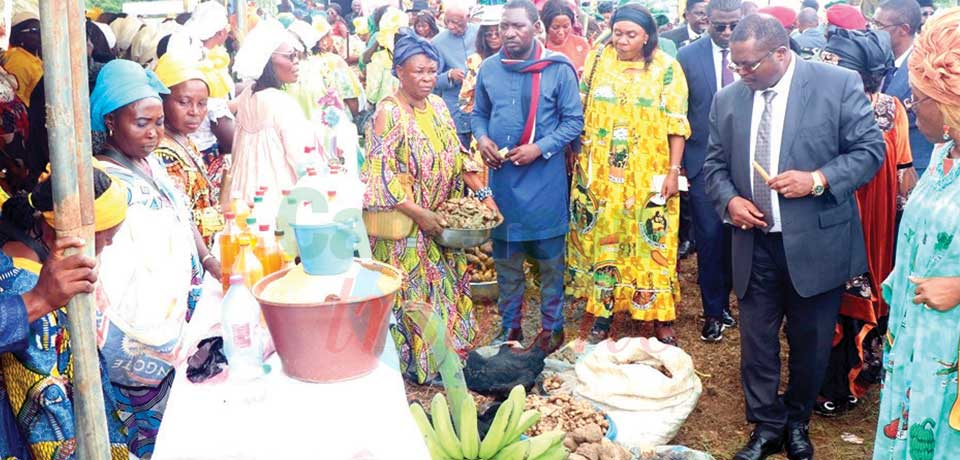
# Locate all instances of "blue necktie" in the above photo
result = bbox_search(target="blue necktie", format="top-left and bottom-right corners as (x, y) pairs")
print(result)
(881, 66), (897, 93)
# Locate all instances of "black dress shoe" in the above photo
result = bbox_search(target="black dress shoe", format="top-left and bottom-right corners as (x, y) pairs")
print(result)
(700, 317), (723, 342)
(733, 431), (784, 460)
(722, 308), (738, 329)
(494, 327), (524, 344)
(530, 329), (565, 355)
(785, 422), (814, 460)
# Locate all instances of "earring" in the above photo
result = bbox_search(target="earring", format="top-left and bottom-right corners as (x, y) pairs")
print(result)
(944, 125), (951, 142)
(108, 128), (114, 138)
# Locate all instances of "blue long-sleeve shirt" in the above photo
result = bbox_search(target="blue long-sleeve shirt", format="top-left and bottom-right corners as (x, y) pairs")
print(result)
(471, 52), (584, 242)
(0, 255), (33, 460)
(432, 24), (479, 134)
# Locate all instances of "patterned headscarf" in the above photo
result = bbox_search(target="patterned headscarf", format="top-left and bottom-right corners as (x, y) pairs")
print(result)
(909, 7), (960, 130)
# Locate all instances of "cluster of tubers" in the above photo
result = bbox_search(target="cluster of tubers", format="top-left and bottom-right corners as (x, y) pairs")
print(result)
(524, 393), (608, 437)
(437, 197), (500, 229)
(565, 430), (632, 460)
(466, 244), (496, 282)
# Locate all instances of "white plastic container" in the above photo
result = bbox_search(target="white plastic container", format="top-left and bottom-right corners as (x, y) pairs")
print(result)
(221, 275), (266, 381)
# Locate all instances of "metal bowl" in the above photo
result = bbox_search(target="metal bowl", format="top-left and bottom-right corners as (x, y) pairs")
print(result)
(435, 226), (495, 249)
(470, 280), (499, 302)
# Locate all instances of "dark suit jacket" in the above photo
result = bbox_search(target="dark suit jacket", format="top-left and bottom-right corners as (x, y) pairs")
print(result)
(677, 35), (716, 180)
(884, 52), (936, 173)
(703, 57), (886, 298)
(661, 25), (694, 48)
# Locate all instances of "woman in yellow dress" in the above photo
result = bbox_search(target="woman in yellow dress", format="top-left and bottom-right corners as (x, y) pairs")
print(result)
(569, 4), (690, 345)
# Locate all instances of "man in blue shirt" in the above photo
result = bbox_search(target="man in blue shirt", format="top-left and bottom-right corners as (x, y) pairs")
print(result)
(0, 237), (100, 459)
(472, 0), (583, 355)
(432, 3), (479, 148)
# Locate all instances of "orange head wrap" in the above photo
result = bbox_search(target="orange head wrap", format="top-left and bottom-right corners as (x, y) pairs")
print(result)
(909, 7), (960, 131)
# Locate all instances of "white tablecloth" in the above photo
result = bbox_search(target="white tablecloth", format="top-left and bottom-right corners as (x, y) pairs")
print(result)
(153, 276), (430, 460)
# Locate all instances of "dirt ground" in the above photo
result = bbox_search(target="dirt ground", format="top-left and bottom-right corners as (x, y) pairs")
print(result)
(404, 257), (881, 460)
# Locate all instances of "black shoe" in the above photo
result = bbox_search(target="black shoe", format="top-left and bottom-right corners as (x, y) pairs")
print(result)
(700, 317), (724, 342)
(785, 422), (814, 460)
(722, 309), (738, 329)
(678, 240), (695, 259)
(494, 327), (524, 345)
(733, 431), (784, 460)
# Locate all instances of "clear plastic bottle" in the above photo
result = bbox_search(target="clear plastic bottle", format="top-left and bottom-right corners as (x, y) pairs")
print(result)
(219, 212), (241, 293)
(232, 234), (264, 289)
(243, 216), (258, 250)
(221, 274), (265, 380)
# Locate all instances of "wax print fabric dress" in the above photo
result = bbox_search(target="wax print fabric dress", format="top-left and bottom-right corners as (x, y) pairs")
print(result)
(155, 135), (223, 246)
(362, 94), (479, 384)
(873, 142), (960, 459)
(569, 46), (690, 322)
(0, 256), (130, 460)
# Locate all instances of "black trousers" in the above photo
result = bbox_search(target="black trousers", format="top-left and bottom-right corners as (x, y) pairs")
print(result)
(739, 232), (843, 436)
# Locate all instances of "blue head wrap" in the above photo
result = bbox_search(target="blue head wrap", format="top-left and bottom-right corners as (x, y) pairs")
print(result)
(392, 28), (441, 77)
(90, 59), (169, 133)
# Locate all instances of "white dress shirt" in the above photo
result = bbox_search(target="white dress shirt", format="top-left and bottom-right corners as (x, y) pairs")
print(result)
(895, 44), (913, 68)
(748, 54), (797, 233)
(711, 39), (739, 88)
(688, 24), (701, 43)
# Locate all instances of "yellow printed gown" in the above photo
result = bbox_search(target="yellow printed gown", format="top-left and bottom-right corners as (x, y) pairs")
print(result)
(569, 47), (691, 322)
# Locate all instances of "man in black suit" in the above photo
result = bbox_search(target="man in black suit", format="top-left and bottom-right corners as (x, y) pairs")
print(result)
(678, 0), (743, 342)
(703, 14), (885, 460)
(662, 0), (710, 48)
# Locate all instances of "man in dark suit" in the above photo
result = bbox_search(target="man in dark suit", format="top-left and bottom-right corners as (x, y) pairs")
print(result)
(876, 0), (935, 175)
(678, 0), (742, 342)
(662, 0), (709, 49)
(703, 14), (885, 460)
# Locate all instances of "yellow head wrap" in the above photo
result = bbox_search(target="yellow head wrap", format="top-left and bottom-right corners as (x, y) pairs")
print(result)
(154, 53), (209, 89)
(376, 8), (409, 52)
(34, 164), (129, 232)
(313, 15), (333, 38)
(909, 8), (960, 131)
(86, 7), (103, 21)
(353, 17), (370, 36)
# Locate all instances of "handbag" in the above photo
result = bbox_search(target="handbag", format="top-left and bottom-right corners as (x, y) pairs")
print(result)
(363, 96), (417, 240)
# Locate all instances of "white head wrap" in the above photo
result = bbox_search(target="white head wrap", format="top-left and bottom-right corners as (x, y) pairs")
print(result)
(163, 30), (204, 63)
(11, 11), (39, 28)
(111, 16), (145, 54)
(232, 19), (295, 81)
(288, 20), (321, 51)
(157, 19), (183, 38)
(94, 21), (117, 49)
(187, 1), (229, 41)
(130, 25), (161, 69)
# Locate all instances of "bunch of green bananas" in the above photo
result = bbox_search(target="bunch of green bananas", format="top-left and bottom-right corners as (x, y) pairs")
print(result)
(409, 385), (568, 460)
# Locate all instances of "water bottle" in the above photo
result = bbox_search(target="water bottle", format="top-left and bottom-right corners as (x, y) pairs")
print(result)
(222, 275), (265, 381)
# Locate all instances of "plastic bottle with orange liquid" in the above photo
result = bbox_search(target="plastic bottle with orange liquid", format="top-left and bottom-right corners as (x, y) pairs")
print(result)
(220, 212), (241, 293)
(233, 235), (264, 289)
(254, 225), (284, 275)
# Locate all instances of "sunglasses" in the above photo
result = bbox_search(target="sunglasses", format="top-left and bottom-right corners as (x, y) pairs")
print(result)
(711, 22), (738, 32)
(272, 51), (302, 63)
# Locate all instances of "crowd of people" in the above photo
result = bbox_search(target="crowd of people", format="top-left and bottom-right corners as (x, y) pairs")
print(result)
(0, 0), (957, 459)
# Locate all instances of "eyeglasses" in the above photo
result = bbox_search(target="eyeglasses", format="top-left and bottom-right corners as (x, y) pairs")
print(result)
(921, 10), (935, 18)
(868, 18), (905, 31)
(273, 51), (301, 63)
(711, 21), (738, 32)
(904, 94), (932, 114)
(727, 47), (781, 74)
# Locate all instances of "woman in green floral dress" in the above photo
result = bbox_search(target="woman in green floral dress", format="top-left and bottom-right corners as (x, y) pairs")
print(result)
(873, 9), (960, 459)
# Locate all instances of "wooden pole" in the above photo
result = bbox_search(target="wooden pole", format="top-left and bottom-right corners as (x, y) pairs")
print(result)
(39, 0), (111, 457)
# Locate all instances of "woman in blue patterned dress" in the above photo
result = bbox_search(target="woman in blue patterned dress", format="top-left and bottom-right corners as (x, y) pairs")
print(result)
(872, 8), (960, 459)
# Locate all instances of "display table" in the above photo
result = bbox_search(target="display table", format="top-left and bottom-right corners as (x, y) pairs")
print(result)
(153, 276), (430, 460)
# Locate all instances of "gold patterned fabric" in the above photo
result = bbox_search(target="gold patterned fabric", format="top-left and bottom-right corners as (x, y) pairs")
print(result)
(568, 46), (691, 322)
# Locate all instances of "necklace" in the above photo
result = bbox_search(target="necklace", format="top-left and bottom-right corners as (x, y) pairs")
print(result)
(165, 128), (213, 187)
